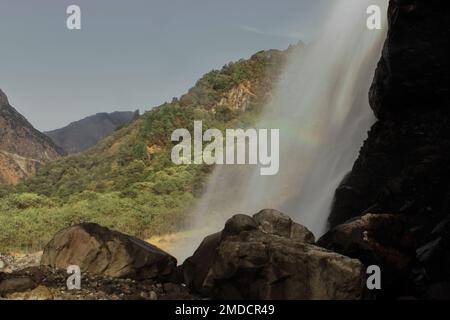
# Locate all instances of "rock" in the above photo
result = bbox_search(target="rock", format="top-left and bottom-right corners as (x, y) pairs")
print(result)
(0, 89), (8, 106)
(369, 0), (449, 120)
(0, 89), (64, 185)
(0, 277), (37, 296)
(329, 0), (450, 227)
(7, 285), (54, 300)
(41, 223), (177, 280)
(223, 214), (258, 236)
(183, 232), (221, 295)
(1, 263), (197, 300)
(183, 211), (365, 300)
(319, 213), (421, 297)
(149, 291), (158, 300)
(319, 214), (416, 269)
(0, 253), (41, 273)
(253, 209), (315, 243)
(327, 0), (450, 298)
(413, 219), (450, 296)
(0, 259), (6, 271)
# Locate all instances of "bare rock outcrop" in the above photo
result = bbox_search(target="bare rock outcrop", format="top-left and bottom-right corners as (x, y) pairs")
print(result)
(183, 209), (365, 300)
(0, 89), (63, 184)
(0, 89), (9, 106)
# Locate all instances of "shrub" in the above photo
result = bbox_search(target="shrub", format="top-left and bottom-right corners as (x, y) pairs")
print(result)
(7, 193), (54, 209)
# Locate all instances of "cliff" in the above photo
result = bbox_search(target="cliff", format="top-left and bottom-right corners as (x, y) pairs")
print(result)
(0, 89), (64, 185)
(323, 0), (450, 299)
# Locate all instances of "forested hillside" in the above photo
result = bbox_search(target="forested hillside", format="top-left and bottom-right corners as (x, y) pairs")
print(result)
(0, 49), (290, 252)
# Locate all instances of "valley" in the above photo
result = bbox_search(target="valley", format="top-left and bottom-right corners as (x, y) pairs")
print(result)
(1, 0), (449, 301)
(0, 48), (289, 253)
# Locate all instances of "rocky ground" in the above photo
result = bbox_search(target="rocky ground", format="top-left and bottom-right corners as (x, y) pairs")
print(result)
(0, 209), (367, 300)
(1, 248), (197, 300)
(0, 258), (195, 300)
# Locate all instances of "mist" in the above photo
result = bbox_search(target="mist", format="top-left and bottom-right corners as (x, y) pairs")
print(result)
(172, 0), (387, 262)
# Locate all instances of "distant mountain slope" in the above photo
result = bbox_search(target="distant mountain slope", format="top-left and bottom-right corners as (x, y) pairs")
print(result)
(0, 89), (64, 185)
(45, 111), (139, 154)
(0, 48), (292, 251)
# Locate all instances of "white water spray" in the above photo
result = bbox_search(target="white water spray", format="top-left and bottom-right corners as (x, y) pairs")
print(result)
(173, 0), (387, 261)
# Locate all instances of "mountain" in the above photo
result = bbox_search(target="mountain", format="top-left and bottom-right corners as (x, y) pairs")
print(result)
(0, 48), (290, 251)
(45, 111), (140, 154)
(0, 89), (64, 185)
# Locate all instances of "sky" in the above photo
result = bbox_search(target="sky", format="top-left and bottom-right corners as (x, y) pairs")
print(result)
(0, 0), (330, 131)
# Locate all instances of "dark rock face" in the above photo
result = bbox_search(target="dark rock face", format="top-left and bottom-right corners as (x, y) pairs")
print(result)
(45, 110), (139, 154)
(369, 0), (449, 120)
(413, 219), (450, 299)
(41, 223), (177, 280)
(319, 214), (420, 297)
(320, 214), (416, 269)
(328, 0), (450, 298)
(183, 210), (364, 300)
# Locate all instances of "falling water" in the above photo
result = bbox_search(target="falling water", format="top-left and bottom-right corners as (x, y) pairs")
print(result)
(173, 0), (387, 261)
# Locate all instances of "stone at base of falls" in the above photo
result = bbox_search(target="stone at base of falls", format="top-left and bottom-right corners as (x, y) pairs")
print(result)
(182, 209), (365, 300)
(319, 214), (415, 271)
(0, 277), (37, 296)
(318, 213), (419, 297)
(319, 213), (450, 299)
(40, 223), (177, 280)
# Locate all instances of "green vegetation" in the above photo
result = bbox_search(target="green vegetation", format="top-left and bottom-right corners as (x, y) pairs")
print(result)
(0, 49), (288, 253)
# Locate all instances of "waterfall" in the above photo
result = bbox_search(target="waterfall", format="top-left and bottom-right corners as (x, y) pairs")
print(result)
(173, 0), (387, 261)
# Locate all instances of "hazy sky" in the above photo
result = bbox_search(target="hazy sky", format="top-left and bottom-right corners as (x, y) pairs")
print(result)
(0, 0), (329, 131)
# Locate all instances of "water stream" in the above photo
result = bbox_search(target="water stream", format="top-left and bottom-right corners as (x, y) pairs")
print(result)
(173, 0), (387, 262)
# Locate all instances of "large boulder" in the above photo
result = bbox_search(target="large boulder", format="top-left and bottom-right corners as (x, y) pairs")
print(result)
(183, 210), (365, 300)
(40, 223), (177, 280)
(253, 209), (315, 243)
(0, 277), (37, 297)
(319, 214), (416, 269)
(319, 213), (420, 298)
